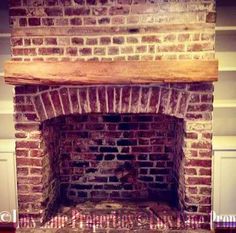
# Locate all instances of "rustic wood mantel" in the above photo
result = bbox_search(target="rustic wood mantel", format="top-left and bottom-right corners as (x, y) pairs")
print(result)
(4, 60), (218, 85)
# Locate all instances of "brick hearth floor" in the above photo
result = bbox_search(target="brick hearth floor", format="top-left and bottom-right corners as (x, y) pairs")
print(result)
(16, 229), (210, 233)
(14, 201), (212, 232)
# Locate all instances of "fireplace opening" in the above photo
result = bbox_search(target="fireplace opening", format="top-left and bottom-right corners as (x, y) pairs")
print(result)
(40, 113), (185, 224)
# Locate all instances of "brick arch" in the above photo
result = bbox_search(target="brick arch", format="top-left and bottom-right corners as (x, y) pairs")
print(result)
(32, 85), (190, 122)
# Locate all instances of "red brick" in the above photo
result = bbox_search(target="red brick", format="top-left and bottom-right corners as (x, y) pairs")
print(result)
(72, 37), (84, 45)
(186, 177), (211, 185)
(114, 87), (121, 113)
(157, 44), (185, 52)
(29, 131), (41, 139)
(130, 86), (140, 113)
(30, 168), (42, 175)
(17, 167), (29, 176)
(88, 87), (98, 113)
(28, 18), (41, 26)
(100, 37), (111, 45)
(109, 6), (129, 15)
(107, 87), (114, 113)
(162, 34), (176, 42)
(159, 88), (170, 114)
(45, 0), (58, 6)
(206, 12), (216, 23)
(45, 7), (63, 16)
(86, 38), (97, 45)
(199, 168), (211, 176)
(18, 184), (30, 193)
(9, 0), (21, 7)
(59, 88), (71, 115)
(92, 7), (107, 16)
(98, 86), (107, 113)
(108, 46), (119, 55)
(68, 88), (80, 114)
(113, 37), (125, 44)
(142, 36), (161, 43)
(78, 88), (89, 113)
(38, 47), (64, 55)
(15, 85), (38, 95)
(185, 113), (205, 120)
(184, 168), (197, 175)
(121, 86), (131, 113)
(199, 206), (211, 213)
(149, 87), (160, 113)
(189, 94), (200, 103)
(50, 90), (63, 116)
(16, 149), (29, 157)
(19, 18), (27, 26)
(61, 0), (72, 5)
(45, 38), (57, 45)
(178, 33), (190, 42)
(199, 187), (211, 195)
(177, 92), (189, 116)
(30, 150), (43, 158)
(16, 141), (40, 149)
(201, 94), (213, 103)
(187, 187), (198, 195)
(41, 92), (55, 119)
(186, 159), (211, 167)
(187, 104), (213, 112)
(140, 87), (150, 113)
(132, 146), (152, 153)
(199, 150), (212, 158)
(188, 83), (214, 92)
(10, 8), (27, 16)
(32, 38), (43, 45)
(94, 47), (105, 55)
(17, 158), (42, 167)
(42, 18), (55, 26)
(66, 47), (78, 56)
(15, 132), (27, 138)
(65, 7), (90, 16)
(191, 141), (212, 150)
(17, 176), (42, 185)
(79, 48), (92, 56)
(185, 132), (198, 139)
(18, 194), (42, 202)
(168, 89), (179, 115)
(98, 17), (110, 24)
(31, 185), (43, 192)
(11, 38), (23, 46)
(70, 17), (82, 25)
(15, 123), (39, 132)
(84, 17), (96, 25)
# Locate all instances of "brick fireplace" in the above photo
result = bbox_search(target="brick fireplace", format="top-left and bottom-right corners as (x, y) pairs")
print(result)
(6, 0), (217, 230)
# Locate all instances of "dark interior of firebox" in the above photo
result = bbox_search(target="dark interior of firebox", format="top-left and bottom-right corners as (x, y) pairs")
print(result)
(41, 113), (184, 223)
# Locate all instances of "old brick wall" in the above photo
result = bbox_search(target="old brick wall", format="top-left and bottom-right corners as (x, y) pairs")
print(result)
(41, 113), (182, 203)
(10, 0), (216, 229)
(9, 0), (215, 61)
(14, 83), (213, 228)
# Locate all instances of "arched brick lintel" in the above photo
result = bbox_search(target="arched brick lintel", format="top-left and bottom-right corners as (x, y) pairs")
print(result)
(32, 85), (191, 122)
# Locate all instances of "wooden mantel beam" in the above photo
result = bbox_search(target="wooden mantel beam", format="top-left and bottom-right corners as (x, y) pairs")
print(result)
(4, 60), (218, 85)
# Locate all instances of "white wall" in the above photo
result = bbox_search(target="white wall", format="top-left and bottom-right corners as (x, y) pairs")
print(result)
(0, 1), (14, 139)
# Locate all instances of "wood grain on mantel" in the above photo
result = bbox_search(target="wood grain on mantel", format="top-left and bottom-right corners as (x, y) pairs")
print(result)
(4, 60), (218, 85)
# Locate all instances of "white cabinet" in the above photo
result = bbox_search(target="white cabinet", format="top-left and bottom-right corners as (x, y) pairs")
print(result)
(214, 3), (236, 136)
(0, 140), (17, 224)
(213, 137), (236, 221)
